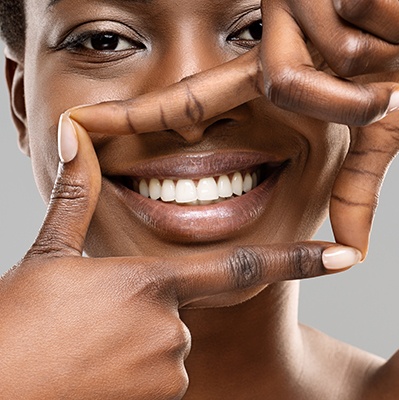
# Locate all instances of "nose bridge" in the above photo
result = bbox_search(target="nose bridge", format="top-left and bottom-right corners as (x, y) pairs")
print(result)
(145, 21), (242, 143)
(141, 17), (242, 143)
(157, 21), (225, 87)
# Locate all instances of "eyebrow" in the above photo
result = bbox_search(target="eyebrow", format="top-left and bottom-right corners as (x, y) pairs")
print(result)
(47, 0), (153, 9)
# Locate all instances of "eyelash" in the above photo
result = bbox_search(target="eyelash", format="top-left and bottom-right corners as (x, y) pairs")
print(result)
(228, 19), (263, 46)
(56, 18), (263, 56)
(59, 30), (145, 53)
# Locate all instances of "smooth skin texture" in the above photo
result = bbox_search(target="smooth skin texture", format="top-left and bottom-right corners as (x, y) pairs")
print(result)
(2, 0), (399, 398)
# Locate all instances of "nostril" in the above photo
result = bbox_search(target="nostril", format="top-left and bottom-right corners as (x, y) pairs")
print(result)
(208, 118), (238, 129)
(175, 118), (239, 144)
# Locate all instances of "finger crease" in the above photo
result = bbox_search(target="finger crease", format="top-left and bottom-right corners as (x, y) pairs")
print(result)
(125, 108), (137, 134)
(342, 166), (380, 178)
(331, 194), (371, 208)
(185, 85), (204, 124)
(349, 149), (392, 156)
(159, 104), (169, 130)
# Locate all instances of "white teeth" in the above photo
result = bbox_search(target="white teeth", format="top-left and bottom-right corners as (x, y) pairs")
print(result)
(161, 179), (175, 202)
(232, 172), (243, 196)
(251, 172), (258, 189)
(139, 179), (149, 198)
(138, 169), (261, 203)
(197, 177), (218, 201)
(175, 179), (197, 203)
(217, 175), (233, 198)
(243, 173), (252, 193)
(149, 178), (162, 200)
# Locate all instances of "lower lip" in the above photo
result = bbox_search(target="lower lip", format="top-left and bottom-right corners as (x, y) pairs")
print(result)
(106, 165), (286, 242)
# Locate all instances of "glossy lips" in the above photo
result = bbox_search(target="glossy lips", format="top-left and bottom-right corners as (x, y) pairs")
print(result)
(108, 151), (288, 242)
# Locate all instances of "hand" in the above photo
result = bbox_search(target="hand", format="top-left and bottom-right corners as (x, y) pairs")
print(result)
(260, 0), (399, 125)
(260, 0), (399, 255)
(262, 0), (399, 257)
(0, 113), (359, 399)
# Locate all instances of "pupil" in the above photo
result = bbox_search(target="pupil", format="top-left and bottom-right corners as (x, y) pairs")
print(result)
(249, 21), (262, 41)
(91, 33), (119, 50)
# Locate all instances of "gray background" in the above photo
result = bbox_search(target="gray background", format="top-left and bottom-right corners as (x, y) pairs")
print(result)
(1, 44), (398, 359)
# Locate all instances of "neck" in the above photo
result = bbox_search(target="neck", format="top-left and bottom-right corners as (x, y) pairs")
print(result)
(180, 281), (303, 399)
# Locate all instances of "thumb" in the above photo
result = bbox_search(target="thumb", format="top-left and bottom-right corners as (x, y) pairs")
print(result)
(26, 114), (101, 259)
(330, 112), (399, 257)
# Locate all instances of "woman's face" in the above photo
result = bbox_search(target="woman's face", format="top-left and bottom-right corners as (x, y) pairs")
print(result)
(22, 0), (349, 261)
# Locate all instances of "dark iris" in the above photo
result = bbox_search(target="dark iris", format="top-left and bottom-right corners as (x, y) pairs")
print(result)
(90, 33), (120, 51)
(249, 20), (262, 41)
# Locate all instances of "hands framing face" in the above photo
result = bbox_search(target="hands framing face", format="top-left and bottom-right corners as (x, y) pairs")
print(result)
(70, 0), (399, 258)
(2, 0), (399, 397)
(1, 112), (360, 398)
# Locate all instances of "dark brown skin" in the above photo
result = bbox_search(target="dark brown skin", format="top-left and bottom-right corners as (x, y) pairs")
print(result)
(2, 0), (399, 398)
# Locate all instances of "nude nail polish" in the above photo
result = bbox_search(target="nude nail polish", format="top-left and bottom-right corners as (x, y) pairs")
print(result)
(322, 246), (362, 270)
(58, 113), (78, 163)
(388, 90), (399, 113)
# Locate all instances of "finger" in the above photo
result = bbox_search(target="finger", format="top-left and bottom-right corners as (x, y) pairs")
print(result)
(71, 8), (398, 131)
(333, 0), (399, 44)
(26, 115), (101, 259)
(290, 0), (399, 77)
(330, 111), (399, 257)
(261, 2), (399, 126)
(168, 242), (361, 306)
(69, 48), (263, 134)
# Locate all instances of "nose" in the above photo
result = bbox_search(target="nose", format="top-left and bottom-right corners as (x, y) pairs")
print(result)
(143, 27), (248, 143)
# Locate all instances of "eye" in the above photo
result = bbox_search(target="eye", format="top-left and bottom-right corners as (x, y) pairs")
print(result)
(82, 32), (135, 51)
(229, 20), (263, 43)
(57, 28), (146, 55)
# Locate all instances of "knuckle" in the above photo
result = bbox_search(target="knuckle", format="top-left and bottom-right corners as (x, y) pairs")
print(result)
(349, 86), (389, 126)
(164, 320), (192, 360)
(227, 246), (264, 290)
(49, 169), (90, 214)
(51, 181), (86, 203)
(328, 36), (369, 77)
(184, 85), (205, 125)
(26, 235), (71, 259)
(333, 0), (370, 21)
(288, 243), (323, 279)
(149, 361), (188, 400)
(165, 364), (189, 400)
(264, 65), (303, 108)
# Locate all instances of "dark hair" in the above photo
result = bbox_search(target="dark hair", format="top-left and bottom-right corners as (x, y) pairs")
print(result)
(0, 0), (25, 57)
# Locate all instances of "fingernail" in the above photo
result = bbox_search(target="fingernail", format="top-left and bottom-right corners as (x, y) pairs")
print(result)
(388, 90), (399, 113)
(58, 113), (78, 163)
(322, 246), (362, 270)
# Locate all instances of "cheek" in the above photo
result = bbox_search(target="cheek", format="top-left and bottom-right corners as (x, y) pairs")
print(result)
(293, 123), (350, 239)
(23, 59), (140, 202)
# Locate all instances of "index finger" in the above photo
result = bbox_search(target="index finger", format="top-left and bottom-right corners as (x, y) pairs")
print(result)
(168, 242), (361, 306)
(69, 47), (263, 134)
(70, 7), (399, 133)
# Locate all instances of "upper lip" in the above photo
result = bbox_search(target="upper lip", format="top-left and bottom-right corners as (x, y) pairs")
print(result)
(103, 150), (288, 179)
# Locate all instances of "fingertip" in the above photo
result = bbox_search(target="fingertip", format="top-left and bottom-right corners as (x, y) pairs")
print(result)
(387, 89), (399, 113)
(322, 245), (363, 271)
(58, 113), (78, 163)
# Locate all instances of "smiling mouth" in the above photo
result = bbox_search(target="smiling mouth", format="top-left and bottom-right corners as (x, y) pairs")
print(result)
(106, 152), (289, 242)
(118, 164), (278, 205)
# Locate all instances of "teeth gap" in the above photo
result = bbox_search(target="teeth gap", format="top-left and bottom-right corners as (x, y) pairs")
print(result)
(123, 164), (274, 204)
